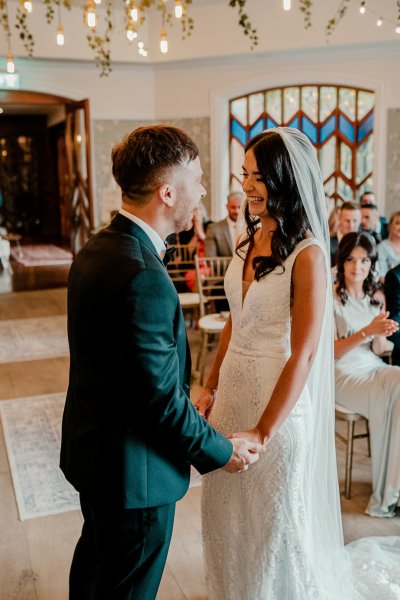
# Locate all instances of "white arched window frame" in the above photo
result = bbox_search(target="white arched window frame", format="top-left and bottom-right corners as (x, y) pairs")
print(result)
(210, 70), (387, 222)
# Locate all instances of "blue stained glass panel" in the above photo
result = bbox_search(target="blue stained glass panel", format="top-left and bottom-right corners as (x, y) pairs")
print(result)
(266, 117), (278, 130)
(339, 115), (355, 143)
(231, 119), (247, 146)
(357, 112), (374, 142)
(301, 116), (318, 144)
(320, 115), (336, 143)
(288, 116), (299, 129)
(250, 118), (264, 139)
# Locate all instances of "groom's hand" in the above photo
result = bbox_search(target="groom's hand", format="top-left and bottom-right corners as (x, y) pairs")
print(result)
(222, 438), (265, 473)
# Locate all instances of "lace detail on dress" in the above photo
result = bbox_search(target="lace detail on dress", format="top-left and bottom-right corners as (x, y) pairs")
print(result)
(202, 238), (324, 600)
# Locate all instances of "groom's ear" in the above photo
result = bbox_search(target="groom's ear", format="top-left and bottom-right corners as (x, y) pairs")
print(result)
(159, 183), (176, 208)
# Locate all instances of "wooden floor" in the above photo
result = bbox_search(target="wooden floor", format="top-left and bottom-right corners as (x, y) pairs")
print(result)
(0, 274), (398, 600)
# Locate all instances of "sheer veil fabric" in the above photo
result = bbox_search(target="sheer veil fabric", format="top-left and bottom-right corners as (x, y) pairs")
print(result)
(235, 127), (400, 598)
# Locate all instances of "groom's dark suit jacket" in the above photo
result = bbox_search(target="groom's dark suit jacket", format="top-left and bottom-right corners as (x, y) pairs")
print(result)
(384, 264), (400, 367)
(60, 214), (232, 509)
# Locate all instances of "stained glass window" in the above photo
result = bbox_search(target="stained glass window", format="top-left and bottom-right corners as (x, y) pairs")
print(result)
(229, 85), (375, 204)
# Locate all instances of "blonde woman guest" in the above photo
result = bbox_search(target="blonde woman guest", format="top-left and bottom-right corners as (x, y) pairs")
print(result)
(377, 211), (400, 280)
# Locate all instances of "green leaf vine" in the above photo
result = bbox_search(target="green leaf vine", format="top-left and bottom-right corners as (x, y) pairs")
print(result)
(86, 0), (113, 77)
(299, 0), (312, 30)
(228, 0), (258, 49)
(15, 3), (34, 56)
(326, 0), (351, 41)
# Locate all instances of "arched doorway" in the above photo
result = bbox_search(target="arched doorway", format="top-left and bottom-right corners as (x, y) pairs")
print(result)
(0, 90), (94, 256)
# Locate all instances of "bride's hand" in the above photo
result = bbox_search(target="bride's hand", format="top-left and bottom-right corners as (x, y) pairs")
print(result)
(228, 428), (267, 447)
(193, 386), (216, 420)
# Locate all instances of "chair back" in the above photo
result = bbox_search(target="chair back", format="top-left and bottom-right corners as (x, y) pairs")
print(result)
(195, 255), (231, 317)
(166, 243), (198, 285)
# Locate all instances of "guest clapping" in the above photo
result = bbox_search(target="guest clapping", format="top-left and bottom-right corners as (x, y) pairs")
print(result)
(333, 231), (400, 517)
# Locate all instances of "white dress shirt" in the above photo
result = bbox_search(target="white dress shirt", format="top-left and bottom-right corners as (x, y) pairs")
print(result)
(119, 209), (166, 258)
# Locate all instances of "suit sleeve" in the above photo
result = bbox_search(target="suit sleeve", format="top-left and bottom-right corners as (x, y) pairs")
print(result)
(204, 223), (218, 256)
(385, 270), (400, 347)
(120, 267), (232, 474)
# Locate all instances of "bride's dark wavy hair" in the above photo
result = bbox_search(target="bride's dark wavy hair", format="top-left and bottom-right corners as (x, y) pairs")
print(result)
(236, 131), (311, 280)
(335, 231), (380, 306)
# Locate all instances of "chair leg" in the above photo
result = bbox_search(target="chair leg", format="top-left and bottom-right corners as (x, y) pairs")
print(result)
(345, 421), (355, 499)
(199, 333), (209, 386)
(366, 420), (371, 457)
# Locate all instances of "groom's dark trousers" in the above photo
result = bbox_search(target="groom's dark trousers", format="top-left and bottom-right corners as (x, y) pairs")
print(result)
(60, 214), (232, 599)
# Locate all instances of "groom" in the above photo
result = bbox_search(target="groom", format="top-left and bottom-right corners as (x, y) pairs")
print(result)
(60, 125), (263, 600)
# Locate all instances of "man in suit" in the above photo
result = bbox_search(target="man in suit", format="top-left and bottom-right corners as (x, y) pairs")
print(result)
(361, 203), (382, 244)
(205, 191), (243, 257)
(359, 190), (388, 240)
(60, 125), (263, 600)
(384, 264), (400, 366)
(330, 201), (361, 266)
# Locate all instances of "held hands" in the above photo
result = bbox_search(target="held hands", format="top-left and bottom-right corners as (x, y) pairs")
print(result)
(364, 311), (399, 338)
(194, 386), (216, 420)
(222, 436), (266, 473)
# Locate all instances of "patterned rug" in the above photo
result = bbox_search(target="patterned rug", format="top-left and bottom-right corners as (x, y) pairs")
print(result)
(0, 393), (79, 520)
(11, 244), (73, 267)
(0, 393), (202, 521)
(0, 315), (69, 364)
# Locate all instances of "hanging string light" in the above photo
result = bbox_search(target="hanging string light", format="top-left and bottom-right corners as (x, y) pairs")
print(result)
(85, 0), (96, 28)
(130, 0), (139, 23)
(160, 27), (168, 53)
(23, 0), (33, 13)
(283, 0), (291, 11)
(6, 51), (15, 74)
(174, 0), (183, 19)
(56, 4), (65, 46)
(357, 1), (400, 34)
(126, 18), (137, 41)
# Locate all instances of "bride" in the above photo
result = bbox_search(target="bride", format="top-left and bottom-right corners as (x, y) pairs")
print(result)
(195, 128), (400, 599)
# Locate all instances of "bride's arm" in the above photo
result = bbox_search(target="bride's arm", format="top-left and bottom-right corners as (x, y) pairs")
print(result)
(194, 315), (232, 419)
(236, 246), (326, 445)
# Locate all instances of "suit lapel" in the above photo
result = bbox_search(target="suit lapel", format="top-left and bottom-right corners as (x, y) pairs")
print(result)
(110, 213), (164, 267)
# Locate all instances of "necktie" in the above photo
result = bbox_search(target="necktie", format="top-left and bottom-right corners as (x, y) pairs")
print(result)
(163, 246), (176, 266)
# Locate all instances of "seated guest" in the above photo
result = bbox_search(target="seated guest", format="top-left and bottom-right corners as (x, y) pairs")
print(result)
(361, 203), (382, 244)
(328, 205), (340, 237)
(183, 206), (207, 292)
(333, 231), (400, 517)
(377, 211), (400, 280)
(384, 264), (400, 366)
(205, 191), (243, 257)
(360, 190), (388, 240)
(330, 201), (361, 266)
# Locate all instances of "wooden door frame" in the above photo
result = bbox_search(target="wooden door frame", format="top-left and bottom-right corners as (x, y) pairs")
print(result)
(0, 90), (95, 250)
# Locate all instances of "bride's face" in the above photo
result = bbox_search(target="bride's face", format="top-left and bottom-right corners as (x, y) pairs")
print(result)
(343, 245), (371, 285)
(242, 149), (268, 218)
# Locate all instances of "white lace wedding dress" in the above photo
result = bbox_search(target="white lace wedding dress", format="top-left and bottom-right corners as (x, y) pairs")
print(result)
(201, 237), (400, 600)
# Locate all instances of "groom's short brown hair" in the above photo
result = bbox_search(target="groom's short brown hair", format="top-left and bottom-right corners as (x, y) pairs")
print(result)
(112, 125), (198, 205)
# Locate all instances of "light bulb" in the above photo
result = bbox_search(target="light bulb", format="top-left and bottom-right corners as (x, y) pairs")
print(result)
(174, 0), (183, 18)
(24, 0), (33, 13)
(130, 2), (138, 22)
(126, 26), (137, 41)
(6, 52), (15, 74)
(283, 0), (291, 11)
(396, 25), (400, 34)
(94, 0), (101, 4)
(160, 28), (168, 54)
(377, 17), (383, 27)
(56, 23), (65, 45)
(142, 50), (147, 57)
(138, 41), (144, 49)
(76, 134), (82, 143)
(85, 0), (96, 27)
(359, 1), (365, 14)
(0, 108), (4, 114)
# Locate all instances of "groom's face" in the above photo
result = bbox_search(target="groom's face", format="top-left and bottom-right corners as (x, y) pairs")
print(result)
(170, 156), (207, 232)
